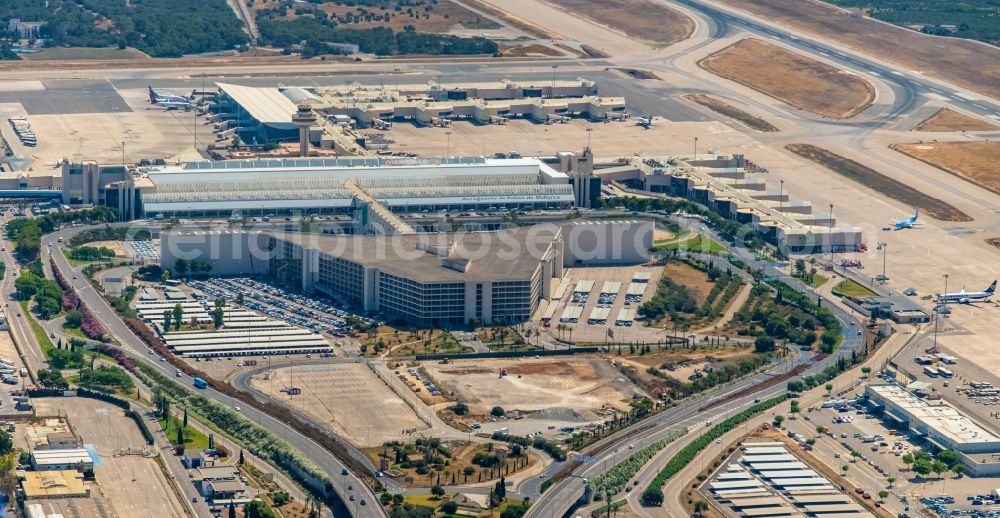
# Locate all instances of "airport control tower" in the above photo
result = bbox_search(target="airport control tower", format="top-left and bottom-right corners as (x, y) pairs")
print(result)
(292, 105), (316, 157)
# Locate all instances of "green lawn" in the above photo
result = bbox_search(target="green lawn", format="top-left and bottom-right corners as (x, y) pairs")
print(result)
(655, 234), (726, 254)
(159, 415), (212, 452)
(20, 300), (54, 356)
(807, 274), (829, 288)
(833, 279), (876, 297)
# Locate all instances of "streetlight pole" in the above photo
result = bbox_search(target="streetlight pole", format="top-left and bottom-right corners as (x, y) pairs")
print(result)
(934, 273), (948, 353)
(779, 179), (784, 213)
(551, 65), (558, 90)
(586, 127), (593, 149)
(445, 131), (452, 157)
(694, 136), (698, 158)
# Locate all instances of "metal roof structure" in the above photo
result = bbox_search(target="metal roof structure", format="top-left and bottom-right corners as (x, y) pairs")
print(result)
(217, 83), (298, 130)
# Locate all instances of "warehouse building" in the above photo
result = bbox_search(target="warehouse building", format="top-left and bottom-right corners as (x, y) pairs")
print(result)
(30, 449), (94, 475)
(866, 384), (1000, 475)
(161, 220), (652, 326)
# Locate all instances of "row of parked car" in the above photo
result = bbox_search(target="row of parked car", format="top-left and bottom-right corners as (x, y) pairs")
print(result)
(191, 277), (380, 336)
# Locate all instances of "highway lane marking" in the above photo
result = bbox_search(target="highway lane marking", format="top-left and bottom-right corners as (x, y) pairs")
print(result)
(819, 52), (830, 57)
(956, 92), (982, 101)
(868, 71), (879, 76)
(770, 36), (782, 41)
(987, 115), (1000, 121)
(928, 87), (943, 94)
(972, 104), (989, 110)
(925, 93), (949, 101)
(891, 71), (904, 76)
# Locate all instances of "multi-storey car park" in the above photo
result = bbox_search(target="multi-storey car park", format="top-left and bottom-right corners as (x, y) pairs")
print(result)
(160, 219), (652, 327)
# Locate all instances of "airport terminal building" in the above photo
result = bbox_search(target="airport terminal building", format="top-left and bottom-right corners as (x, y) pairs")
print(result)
(161, 220), (652, 326)
(64, 156), (592, 223)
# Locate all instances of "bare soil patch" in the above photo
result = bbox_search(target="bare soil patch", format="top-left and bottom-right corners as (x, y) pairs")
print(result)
(546, 0), (694, 46)
(892, 141), (1000, 197)
(662, 262), (714, 304)
(786, 143), (971, 222)
(423, 357), (636, 414)
(700, 38), (874, 119)
(710, 0), (1000, 100)
(914, 108), (999, 132)
(685, 94), (779, 132)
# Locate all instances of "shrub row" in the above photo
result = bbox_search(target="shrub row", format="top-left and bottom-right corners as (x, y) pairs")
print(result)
(588, 428), (687, 499)
(642, 394), (788, 503)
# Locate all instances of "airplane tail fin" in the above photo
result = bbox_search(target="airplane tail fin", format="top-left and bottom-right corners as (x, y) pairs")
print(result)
(988, 280), (997, 294)
(148, 88), (157, 104)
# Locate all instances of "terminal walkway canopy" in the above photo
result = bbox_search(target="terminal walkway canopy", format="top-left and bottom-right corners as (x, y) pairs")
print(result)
(217, 83), (298, 130)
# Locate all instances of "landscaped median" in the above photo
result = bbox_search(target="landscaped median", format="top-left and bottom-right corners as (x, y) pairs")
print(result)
(587, 428), (687, 500)
(640, 394), (788, 507)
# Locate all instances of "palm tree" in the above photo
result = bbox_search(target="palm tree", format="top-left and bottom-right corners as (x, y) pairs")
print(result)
(693, 500), (709, 517)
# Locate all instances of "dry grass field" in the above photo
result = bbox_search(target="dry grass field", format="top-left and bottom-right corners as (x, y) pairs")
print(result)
(700, 38), (875, 119)
(892, 141), (1000, 197)
(256, 0), (500, 33)
(711, 0), (1000, 100)
(787, 143), (971, 221)
(545, 0), (694, 46)
(914, 108), (998, 132)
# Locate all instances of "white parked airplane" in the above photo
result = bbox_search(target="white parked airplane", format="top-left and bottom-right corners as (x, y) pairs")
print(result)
(937, 280), (997, 304)
(148, 86), (191, 103)
(635, 116), (653, 129)
(148, 88), (192, 111)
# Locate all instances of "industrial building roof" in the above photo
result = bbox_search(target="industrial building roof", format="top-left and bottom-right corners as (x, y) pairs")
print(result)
(217, 83), (298, 129)
(867, 384), (1000, 449)
(31, 448), (93, 466)
(20, 470), (88, 499)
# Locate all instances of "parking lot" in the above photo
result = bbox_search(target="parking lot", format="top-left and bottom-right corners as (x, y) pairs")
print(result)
(541, 265), (663, 343)
(784, 390), (1000, 518)
(247, 363), (429, 448)
(194, 277), (380, 342)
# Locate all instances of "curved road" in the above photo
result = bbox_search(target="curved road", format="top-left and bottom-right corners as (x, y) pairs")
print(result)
(44, 225), (386, 518)
(524, 225), (867, 517)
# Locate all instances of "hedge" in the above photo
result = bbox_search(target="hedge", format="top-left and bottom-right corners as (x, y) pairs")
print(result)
(643, 394), (788, 501)
(589, 428), (686, 500)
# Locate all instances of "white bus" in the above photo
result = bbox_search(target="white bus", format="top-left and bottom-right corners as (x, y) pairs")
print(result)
(937, 367), (954, 378)
(923, 366), (939, 377)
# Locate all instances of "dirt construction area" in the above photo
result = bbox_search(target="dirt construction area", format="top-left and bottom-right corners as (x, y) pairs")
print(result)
(914, 108), (998, 132)
(423, 357), (637, 428)
(545, 0), (694, 46)
(32, 397), (186, 518)
(248, 363), (428, 448)
(785, 143), (971, 222)
(892, 141), (1000, 197)
(700, 38), (874, 119)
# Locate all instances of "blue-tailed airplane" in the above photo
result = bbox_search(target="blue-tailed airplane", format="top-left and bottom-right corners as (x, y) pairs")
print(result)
(938, 280), (997, 304)
(892, 208), (918, 230)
